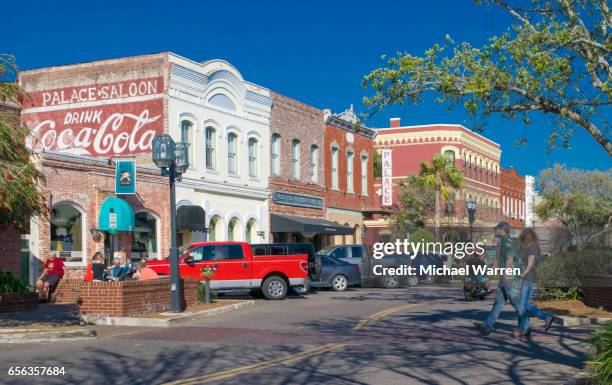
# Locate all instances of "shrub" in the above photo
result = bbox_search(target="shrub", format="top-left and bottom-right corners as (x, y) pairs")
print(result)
(197, 281), (217, 303)
(0, 270), (31, 294)
(586, 322), (612, 384)
(410, 228), (435, 243)
(536, 248), (612, 300)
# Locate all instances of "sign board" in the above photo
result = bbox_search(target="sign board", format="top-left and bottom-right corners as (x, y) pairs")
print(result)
(115, 159), (136, 194)
(272, 191), (323, 209)
(21, 77), (164, 158)
(109, 212), (117, 230)
(381, 149), (393, 206)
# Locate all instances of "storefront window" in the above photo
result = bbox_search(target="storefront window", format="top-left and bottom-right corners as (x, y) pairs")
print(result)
(131, 212), (157, 259)
(50, 203), (83, 263)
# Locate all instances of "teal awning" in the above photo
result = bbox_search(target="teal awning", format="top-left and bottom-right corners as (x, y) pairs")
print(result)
(98, 197), (135, 234)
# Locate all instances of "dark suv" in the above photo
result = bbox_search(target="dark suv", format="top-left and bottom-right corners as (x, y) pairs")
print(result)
(251, 243), (321, 281)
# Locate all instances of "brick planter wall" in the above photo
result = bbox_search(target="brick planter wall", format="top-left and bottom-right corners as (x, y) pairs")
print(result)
(0, 292), (39, 313)
(79, 278), (199, 317)
(584, 274), (612, 312)
(51, 278), (83, 304)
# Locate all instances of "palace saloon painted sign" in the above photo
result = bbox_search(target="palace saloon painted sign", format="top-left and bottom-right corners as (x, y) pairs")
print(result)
(21, 77), (164, 158)
(381, 148), (393, 206)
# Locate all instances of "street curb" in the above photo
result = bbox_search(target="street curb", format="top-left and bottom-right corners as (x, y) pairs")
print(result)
(80, 300), (255, 327)
(0, 328), (96, 344)
(553, 314), (612, 327)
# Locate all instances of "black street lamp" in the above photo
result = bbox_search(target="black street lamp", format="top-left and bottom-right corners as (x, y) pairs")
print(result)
(467, 198), (477, 242)
(152, 134), (189, 313)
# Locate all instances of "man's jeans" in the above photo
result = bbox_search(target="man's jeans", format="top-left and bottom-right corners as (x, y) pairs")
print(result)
(519, 280), (548, 332)
(483, 285), (507, 329)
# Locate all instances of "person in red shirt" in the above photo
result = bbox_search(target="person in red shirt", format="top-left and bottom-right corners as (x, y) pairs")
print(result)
(36, 252), (66, 301)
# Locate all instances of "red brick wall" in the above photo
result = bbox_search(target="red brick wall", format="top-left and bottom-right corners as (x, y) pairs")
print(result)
(37, 153), (170, 264)
(78, 278), (198, 317)
(501, 167), (526, 228)
(324, 123), (375, 210)
(584, 275), (612, 312)
(0, 228), (21, 275)
(269, 92), (326, 218)
(0, 293), (39, 313)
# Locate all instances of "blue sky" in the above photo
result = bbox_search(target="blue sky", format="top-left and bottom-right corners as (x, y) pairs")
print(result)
(3, 0), (610, 176)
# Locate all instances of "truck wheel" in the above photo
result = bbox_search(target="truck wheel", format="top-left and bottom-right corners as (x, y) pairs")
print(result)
(331, 275), (348, 292)
(382, 276), (400, 289)
(262, 276), (288, 300)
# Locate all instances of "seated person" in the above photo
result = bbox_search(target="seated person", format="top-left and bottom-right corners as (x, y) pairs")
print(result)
(135, 260), (159, 281)
(36, 252), (66, 301)
(91, 252), (106, 281)
(107, 257), (133, 281)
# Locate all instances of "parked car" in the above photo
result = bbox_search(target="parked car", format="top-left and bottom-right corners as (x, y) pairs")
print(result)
(316, 244), (368, 267)
(362, 253), (411, 288)
(147, 242), (309, 300)
(310, 255), (361, 291)
(407, 253), (447, 287)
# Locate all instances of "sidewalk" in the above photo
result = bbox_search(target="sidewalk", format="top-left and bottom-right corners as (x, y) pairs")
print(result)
(0, 303), (82, 328)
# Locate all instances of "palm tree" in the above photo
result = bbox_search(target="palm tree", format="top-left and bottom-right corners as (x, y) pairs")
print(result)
(417, 153), (463, 241)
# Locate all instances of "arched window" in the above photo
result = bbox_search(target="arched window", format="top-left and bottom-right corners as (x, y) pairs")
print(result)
(181, 120), (193, 165)
(346, 150), (354, 193)
(248, 138), (258, 178)
(331, 146), (339, 190)
(271, 134), (281, 176)
(50, 202), (83, 263)
(227, 133), (238, 175)
(209, 216), (222, 241)
(228, 218), (240, 241)
(444, 150), (455, 164)
(310, 145), (319, 183)
(245, 219), (256, 244)
(132, 212), (158, 259)
(291, 139), (301, 180)
(205, 127), (216, 170)
(360, 154), (368, 196)
(208, 93), (236, 111)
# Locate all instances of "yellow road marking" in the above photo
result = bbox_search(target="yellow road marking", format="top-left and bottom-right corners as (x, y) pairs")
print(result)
(162, 342), (345, 385)
(353, 303), (423, 330)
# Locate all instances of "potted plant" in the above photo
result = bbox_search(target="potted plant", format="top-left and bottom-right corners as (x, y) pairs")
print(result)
(200, 266), (216, 304)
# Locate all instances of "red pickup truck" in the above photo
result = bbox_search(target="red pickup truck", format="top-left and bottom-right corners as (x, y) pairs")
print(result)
(147, 242), (309, 300)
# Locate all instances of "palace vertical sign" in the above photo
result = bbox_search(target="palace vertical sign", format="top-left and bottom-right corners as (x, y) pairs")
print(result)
(21, 77), (165, 158)
(381, 148), (393, 206)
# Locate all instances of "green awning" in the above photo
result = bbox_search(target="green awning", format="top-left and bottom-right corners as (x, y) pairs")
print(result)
(98, 197), (135, 234)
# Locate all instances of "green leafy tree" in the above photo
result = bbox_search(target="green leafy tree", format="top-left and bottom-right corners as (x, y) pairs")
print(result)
(417, 154), (464, 241)
(0, 54), (45, 231)
(535, 164), (612, 249)
(362, 0), (611, 155)
(373, 149), (382, 178)
(392, 175), (434, 238)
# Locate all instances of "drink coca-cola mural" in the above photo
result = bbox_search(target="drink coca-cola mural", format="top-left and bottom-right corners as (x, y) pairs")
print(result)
(21, 76), (164, 158)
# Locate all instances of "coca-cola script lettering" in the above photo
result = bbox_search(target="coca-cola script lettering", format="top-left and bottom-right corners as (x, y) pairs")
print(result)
(21, 77), (164, 158)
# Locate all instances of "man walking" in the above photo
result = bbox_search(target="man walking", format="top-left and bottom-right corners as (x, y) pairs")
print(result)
(473, 222), (522, 335)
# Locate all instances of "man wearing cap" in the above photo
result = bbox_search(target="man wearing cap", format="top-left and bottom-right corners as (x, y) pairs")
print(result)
(473, 221), (522, 335)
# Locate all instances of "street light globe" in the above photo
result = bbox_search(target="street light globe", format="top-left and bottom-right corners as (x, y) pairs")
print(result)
(152, 134), (176, 169)
(175, 142), (190, 174)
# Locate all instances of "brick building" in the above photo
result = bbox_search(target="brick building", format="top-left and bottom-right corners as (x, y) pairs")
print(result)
(365, 120), (502, 245)
(324, 106), (376, 246)
(500, 166), (526, 228)
(18, 54), (172, 282)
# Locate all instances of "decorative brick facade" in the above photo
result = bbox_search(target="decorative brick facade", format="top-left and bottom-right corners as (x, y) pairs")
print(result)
(324, 107), (376, 245)
(501, 167), (526, 228)
(268, 92), (326, 219)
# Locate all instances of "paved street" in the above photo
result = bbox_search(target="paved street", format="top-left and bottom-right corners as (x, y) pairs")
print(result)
(0, 284), (593, 385)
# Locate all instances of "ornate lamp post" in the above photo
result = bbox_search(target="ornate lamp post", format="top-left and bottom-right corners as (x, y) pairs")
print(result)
(152, 134), (189, 313)
(467, 198), (477, 242)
